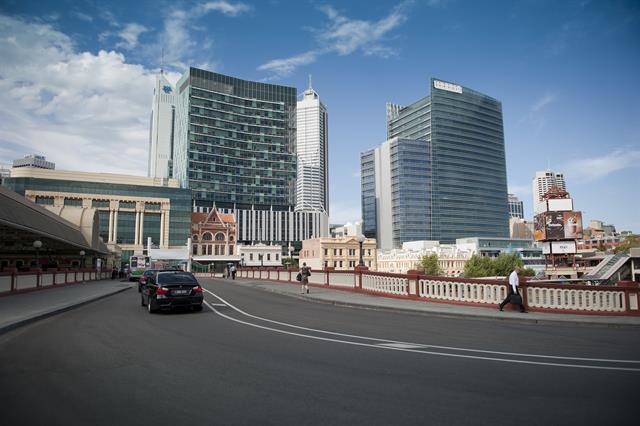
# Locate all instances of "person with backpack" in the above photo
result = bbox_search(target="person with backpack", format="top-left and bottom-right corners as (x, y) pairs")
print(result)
(231, 264), (237, 280)
(299, 262), (311, 294)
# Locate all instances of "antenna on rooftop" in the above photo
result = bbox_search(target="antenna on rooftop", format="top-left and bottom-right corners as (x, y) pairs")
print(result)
(308, 74), (313, 91)
(160, 47), (165, 75)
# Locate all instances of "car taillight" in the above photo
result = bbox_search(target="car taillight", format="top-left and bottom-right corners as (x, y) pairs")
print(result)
(193, 286), (203, 293)
(156, 287), (170, 295)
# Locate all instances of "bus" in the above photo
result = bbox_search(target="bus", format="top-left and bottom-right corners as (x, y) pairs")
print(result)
(128, 255), (150, 281)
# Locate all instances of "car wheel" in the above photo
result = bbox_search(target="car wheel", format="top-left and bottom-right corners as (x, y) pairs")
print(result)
(193, 304), (203, 312)
(147, 298), (157, 314)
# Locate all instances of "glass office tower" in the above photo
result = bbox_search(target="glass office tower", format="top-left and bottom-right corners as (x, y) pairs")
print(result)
(363, 78), (509, 246)
(173, 67), (297, 209)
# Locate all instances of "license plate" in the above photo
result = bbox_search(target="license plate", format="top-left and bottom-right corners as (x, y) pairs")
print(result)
(173, 289), (189, 295)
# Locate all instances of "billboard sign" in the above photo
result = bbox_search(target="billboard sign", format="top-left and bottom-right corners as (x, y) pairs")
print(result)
(534, 214), (546, 241)
(551, 241), (577, 254)
(545, 212), (565, 240)
(534, 211), (583, 241)
(547, 198), (573, 212)
(563, 211), (583, 239)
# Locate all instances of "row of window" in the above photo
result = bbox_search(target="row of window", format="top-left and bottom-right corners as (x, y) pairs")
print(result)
(192, 244), (235, 256)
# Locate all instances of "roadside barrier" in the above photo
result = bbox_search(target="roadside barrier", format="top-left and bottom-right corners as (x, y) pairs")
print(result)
(0, 269), (111, 296)
(236, 267), (640, 316)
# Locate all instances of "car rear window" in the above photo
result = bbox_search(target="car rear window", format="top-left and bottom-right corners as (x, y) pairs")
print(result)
(157, 273), (198, 284)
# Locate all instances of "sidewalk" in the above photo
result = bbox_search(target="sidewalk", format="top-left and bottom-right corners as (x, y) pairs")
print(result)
(0, 279), (132, 334)
(228, 278), (640, 327)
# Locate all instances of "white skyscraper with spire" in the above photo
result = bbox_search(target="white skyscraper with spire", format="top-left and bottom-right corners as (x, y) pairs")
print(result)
(148, 71), (176, 179)
(295, 77), (329, 213)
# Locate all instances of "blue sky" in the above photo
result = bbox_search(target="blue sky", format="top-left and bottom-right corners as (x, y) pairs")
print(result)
(0, 0), (638, 232)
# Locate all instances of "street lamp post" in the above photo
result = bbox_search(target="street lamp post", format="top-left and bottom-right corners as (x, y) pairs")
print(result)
(33, 240), (42, 269)
(356, 234), (366, 267)
(79, 250), (86, 269)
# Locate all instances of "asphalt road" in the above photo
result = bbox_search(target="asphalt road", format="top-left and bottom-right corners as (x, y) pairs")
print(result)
(0, 278), (638, 426)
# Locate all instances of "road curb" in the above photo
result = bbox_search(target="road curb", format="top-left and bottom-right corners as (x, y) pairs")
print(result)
(234, 279), (640, 329)
(0, 285), (132, 336)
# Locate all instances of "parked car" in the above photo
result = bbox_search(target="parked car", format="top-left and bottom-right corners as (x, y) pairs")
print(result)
(137, 269), (160, 292)
(141, 270), (203, 313)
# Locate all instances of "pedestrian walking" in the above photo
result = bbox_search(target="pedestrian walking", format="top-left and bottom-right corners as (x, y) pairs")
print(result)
(231, 264), (237, 280)
(299, 262), (311, 294)
(499, 266), (527, 313)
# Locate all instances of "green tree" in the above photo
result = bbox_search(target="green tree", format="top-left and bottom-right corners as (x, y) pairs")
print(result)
(522, 268), (536, 277)
(419, 253), (442, 276)
(613, 235), (640, 254)
(463, 255), (494, 278)
(492, 253), (524, 277)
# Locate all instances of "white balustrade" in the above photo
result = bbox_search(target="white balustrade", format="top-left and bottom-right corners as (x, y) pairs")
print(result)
(328, 272), (356, 288)
(269, 270), (279, 281)
(526, 287), (625, 312)
(362, 274), (408, 295)
(0, 275), (12, 293)
(41, 274), (54, 286)
(307, 271), (324, 285)
(15, 274), (38, 290)
(419, 279), (506, 305)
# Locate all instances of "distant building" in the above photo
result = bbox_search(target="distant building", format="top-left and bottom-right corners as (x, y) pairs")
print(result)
(331, 222), (362, 238)
(532, 170), (566, 214)
(300, 237), (377, 270)
(509, 217), (534, 240)
(362, 78), (509, 248)
(148, 72), (176, 179)
(0, 163), (10, 185)
(12, 154), (55, 170)
(296, 79), (328, 213)
(190, 209), (240, 271)
(508, 194), (524, 219)
(377, 241), (472, 276)
(237, 243), (283, 267)
(3, 167), (192, 264)
(456, 237), (544, 274)
(173, 67), (297, 209)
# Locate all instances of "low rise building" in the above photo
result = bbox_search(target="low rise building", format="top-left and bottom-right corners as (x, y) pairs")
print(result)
(3, 167), (192, 264)
(191, 210), (240, 271)
(300, 237), (377, 270)
(377, 241), (472, 276)
(237, 244), (283, 267)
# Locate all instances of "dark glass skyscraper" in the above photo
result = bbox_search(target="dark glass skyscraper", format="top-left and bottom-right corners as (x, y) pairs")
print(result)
(363, 78), (509, 247)
(173, 67), (297, 209)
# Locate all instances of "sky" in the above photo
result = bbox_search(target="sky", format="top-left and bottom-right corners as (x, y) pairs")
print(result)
(0, 0), (638, 232)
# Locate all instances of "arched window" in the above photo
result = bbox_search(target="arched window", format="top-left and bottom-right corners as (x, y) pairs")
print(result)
(229, 236), (234, 242)
(215, 233), (225, 241)
(202, 232), (213, 241)
(192, 235), (199, 241)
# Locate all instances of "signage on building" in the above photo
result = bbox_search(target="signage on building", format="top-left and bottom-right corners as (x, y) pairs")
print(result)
(551, 241), (577, 254)
(547, 198), (573, 212)
(534, 211), (583, 241)
(433, 80), (463, 94)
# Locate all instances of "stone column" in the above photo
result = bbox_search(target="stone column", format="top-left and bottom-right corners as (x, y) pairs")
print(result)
(160, 212), (166, 248)
(113, 210), (118, 244)
(139, 212), (144, 247)
(108, 210), (114, 243)
(134, 211), (140, 245)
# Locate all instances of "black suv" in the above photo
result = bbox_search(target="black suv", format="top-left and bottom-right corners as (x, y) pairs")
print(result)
(141, 271), (204, 313)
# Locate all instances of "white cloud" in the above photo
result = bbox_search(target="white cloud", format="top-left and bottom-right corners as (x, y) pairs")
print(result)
(531, 93), (556, 112)
(563, 149), (640, 182)
(72, 11), (94, 22)
(157, 1), (250, 71)
(257, 50), (321, 78)
(258, 2), (411, 79)
(197, 1), (251, 16)
(116, 23), (149, 50)
(0, 14), (176, 175)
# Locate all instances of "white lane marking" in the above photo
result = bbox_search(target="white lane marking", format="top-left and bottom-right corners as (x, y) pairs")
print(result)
(207, 303), (227, 307)
(378, 343), (429, 349)
(203, 288), (640, 365)
(202, 300), (640, 372)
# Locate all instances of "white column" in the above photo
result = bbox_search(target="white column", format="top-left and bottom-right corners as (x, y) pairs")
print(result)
(134, 211), (140, 245)
(160, 212), (166, 248)
(108, 210), (114, 243)
(113, 210), (118, 243)
(138, 212), (145, 246)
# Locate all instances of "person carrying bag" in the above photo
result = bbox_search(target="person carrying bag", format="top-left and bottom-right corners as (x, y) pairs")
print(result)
(498, 266), (527, 313)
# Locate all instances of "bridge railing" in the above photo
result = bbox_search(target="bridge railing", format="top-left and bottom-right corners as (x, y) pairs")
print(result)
(0, 269), (112, 296)
(234, 266), (640, 317)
